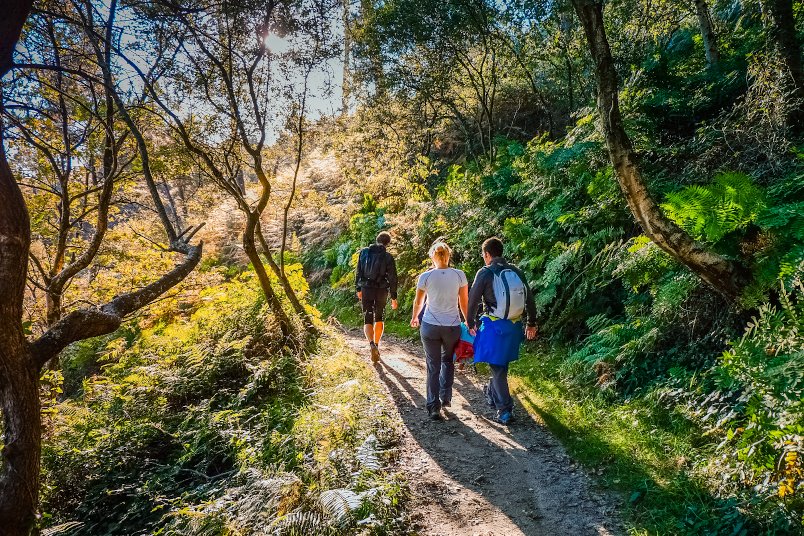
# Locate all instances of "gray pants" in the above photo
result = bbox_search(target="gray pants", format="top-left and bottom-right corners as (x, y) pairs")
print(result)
(420, 322), (460, 412)
(488, 364), (513, 412)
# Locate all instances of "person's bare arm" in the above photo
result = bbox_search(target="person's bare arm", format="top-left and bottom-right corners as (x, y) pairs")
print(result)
(458, 284), (469, 323)
(410, 288), (427, 328)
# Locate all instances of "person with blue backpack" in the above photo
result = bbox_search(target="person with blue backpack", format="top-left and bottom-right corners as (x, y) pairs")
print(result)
(467, 237), (538, 425)
(356, 231), (398, 363)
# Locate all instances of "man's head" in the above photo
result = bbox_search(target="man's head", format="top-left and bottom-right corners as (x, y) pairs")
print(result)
(481, 237), (504, 266)
(376, 231), (391, 246)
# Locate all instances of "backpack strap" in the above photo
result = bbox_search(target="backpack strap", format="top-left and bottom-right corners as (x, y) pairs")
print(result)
(358, 248), (369, 274)
(500, 269), (511, 319)
(484, 263), (512, 319)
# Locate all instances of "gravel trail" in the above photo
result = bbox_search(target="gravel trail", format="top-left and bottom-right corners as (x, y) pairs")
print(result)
(343, 330), (622, 536)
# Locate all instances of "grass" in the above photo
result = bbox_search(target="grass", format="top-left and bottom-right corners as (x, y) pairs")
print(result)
(288, 329), (409, 533)
(509, 347), (756, 535)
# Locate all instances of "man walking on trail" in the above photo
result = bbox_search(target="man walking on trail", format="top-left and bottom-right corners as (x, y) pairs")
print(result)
(356, 231), (398, 363)
(467, 237), (537, 425)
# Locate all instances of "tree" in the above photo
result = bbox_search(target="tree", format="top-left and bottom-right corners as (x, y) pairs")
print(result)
(571, 0), (749, 301)
(5, 9), (132, 330)
(763, 0), (804, 129)
(117, 0), (336, 336)
(0, 1), (201, 531)
(694, 0), (719, 67)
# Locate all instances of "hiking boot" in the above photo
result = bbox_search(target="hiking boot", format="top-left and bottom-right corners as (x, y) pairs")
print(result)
(428, 408), (445, 421)
(482, 384), (494, 407)
(494, 410), (513, 425)
(370, 342), (380, 363)
(440, 399), (451, 408)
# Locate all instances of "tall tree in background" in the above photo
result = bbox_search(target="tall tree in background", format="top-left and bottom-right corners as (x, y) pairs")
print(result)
(342, 0), (353, 112)
(694, 0), (719, 67)
(0, 1), (202, 531)
(763, 0), (804, 129)
(162, 0), (328, 334)
(571, 0), (749, 301)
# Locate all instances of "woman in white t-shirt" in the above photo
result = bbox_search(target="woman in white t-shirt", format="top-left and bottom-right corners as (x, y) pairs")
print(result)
(410, 241), (469, 421)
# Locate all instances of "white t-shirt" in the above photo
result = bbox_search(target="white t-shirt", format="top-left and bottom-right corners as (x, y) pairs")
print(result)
(416, 268), (468, 326)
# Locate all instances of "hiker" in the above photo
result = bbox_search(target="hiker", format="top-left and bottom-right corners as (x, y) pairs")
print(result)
(410, 241), (469, 421)
(467, 237), (537, 425)
(356, 231), (398, 363)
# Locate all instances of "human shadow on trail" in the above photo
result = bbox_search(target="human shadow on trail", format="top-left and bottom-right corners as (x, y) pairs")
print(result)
(370, 342), (620, 536)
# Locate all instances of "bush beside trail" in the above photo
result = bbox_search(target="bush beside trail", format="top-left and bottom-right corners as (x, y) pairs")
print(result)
(310, 128), (804, 533)
(40, 266), (407, 535)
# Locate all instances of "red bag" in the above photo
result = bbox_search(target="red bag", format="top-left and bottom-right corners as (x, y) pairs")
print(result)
(454, 339), (474, 363)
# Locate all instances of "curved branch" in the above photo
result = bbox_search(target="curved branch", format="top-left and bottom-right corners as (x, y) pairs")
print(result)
(30, 243), (202, 368)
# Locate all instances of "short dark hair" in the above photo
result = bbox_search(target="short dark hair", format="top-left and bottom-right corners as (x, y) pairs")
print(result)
(482, 237), (504, 258)
(376, 231), (391, 246)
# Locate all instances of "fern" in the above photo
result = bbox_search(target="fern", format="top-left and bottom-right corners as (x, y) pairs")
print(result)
(319, 488), (362, 525)
(661, 172), (766, 243)
(41, 522), (84, 536)
(269, 511), (327, 536)
(757, 201), (804, 241)
(355, 434), (382, 471)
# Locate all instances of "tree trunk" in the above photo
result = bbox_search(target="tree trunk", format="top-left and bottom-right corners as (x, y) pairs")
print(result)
(572, 0), (748, 301)
(0, 333), (40, 535)
(256, 222), (317, 335)
(695, 0), (720, 67)
(764, 0), (804, 129)
(0, 121), (40, 536)
(0, 2), (38, 532)
(342, 0), (352, 114)
(243, 213), (292, 338)
(359, 0), (385, 98)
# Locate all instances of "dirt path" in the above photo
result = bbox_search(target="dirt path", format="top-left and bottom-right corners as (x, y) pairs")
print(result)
(343, 329), (622, 536)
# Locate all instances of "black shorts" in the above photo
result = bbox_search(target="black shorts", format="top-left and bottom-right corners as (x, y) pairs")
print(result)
(361, 287), (389, 324)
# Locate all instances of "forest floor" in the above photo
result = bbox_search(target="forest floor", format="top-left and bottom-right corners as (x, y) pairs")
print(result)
(341, 328), (623, 536)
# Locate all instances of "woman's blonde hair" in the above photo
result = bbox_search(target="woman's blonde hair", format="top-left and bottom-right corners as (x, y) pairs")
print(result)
(428, 241), (452, 264)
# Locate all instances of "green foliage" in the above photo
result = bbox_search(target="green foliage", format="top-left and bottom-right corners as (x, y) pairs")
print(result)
(41, 270), (404, 535)
(705, 274), (804, 527)
(311, 2), (804, 528)
(511, 346), (759, 536)
(661, 172), (767, 243)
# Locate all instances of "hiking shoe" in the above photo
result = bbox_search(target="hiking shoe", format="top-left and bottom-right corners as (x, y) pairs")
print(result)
(370, 343), (380, 363)
(428, 408), (445, 421)
(482, 385), (495, 407)
(441, 399), (451, 408)
(494, 410), (513, 425)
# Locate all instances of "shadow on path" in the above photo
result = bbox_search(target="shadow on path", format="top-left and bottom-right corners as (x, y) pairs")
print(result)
(349, 332), (621, 536)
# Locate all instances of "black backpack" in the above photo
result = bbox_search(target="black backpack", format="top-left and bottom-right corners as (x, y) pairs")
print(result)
(359, 247), (386, 284)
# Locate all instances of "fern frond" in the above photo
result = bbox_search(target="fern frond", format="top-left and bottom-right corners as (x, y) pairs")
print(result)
(319, 488), (361, 525)
(41, 522), (84, 536)
(661, 172), (766, 243)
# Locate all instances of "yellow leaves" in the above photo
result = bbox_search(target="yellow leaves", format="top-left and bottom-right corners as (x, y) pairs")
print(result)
(778, 478), (797, 498)
(777, 442), (802, 499)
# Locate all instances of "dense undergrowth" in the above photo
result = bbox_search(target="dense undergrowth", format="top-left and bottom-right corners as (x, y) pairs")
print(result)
(40, 264), (407, 535)
(308, 40), (804, 531)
